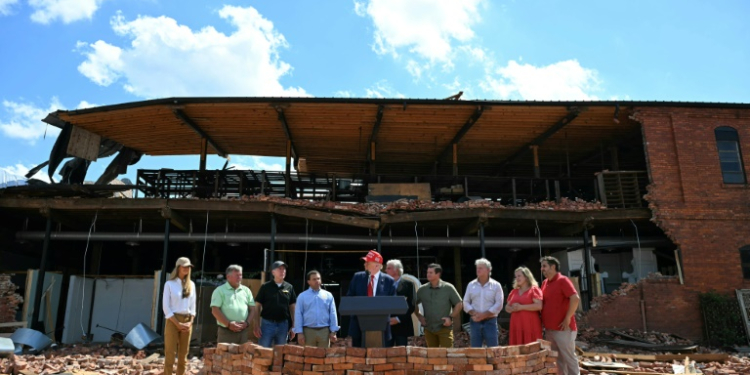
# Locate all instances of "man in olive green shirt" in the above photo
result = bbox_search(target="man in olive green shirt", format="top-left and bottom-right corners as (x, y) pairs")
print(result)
(211, 265), (256, 344)
(414, 264), (463, 348)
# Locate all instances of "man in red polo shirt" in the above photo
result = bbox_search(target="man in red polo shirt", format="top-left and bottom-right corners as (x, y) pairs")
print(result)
(540, 256), (581, 375)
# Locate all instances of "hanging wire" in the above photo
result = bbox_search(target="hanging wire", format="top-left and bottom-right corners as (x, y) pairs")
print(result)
(303, 219), (309, 291)
(535, 219), (543, 280)
(196, 211), (210, 337)
(414, 221), (420, 279)
(80, 211), (98, 338)
(631, 219), (642, 280)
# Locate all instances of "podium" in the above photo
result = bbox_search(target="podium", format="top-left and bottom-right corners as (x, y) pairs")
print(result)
(340, 296), (408, 348)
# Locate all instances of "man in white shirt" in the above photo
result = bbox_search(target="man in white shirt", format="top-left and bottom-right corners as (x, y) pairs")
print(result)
(463, 258), (504, 347)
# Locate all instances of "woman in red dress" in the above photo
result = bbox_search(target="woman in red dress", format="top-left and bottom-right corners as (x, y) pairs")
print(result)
(506, 266), (543, 345)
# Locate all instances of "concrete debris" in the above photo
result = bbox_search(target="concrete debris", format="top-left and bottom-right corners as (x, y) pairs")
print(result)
(0, 275), (23, 331)
(580, 355), (750, 375)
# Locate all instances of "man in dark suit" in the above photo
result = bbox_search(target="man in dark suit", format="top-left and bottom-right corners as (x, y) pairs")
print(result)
(347, 250), (396, 347)
(385, 259), (415, 347)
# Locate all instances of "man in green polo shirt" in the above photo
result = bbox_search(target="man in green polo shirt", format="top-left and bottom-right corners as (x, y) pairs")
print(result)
(414, 263), (463, 348)
(211, 264), (255, 344)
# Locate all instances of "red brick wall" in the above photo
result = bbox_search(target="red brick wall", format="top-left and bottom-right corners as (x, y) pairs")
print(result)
(594, 107), (750, 340)
(634, 107), (750, 292)
(582, 277), (703, 340)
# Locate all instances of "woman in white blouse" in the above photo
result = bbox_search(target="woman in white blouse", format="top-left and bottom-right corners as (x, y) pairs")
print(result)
(163, 257), (197, 375)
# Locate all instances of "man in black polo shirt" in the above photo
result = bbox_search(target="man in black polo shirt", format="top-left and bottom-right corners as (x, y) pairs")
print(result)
(253, 261), (297, 347)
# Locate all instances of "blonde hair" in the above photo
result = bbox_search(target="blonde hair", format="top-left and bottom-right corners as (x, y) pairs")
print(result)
(512, 266), (538, 289)
(169, 266), (193, 298)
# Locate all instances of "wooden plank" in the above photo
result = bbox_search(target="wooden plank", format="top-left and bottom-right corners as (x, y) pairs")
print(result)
(368, 183), (431, 201)
(0, 321), (26, 328)
(67, 125), (101, 161)
(579, 351), (728, 363)
(272, 205), (379, 230)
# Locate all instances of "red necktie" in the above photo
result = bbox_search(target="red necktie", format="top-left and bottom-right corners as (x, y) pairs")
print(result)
(368, 275), (374, 297)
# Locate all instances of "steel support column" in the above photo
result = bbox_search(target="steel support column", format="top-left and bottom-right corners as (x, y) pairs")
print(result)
(582, 228), (593, 311)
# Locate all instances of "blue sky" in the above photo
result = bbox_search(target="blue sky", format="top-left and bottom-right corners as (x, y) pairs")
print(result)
(1, 0), (749, 185)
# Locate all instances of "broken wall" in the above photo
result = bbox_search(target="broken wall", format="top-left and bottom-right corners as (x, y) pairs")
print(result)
(581, 276), (702, 340)
(597, 106), (750, 340)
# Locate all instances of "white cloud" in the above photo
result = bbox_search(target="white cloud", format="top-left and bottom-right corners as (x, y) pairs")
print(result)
(365, 80), (404, 99)
(77, 100), (98, 109)
(29, 0), (105, 24)
(355, 0), (483, 65)
(0, 0), (19, 16)
(333, 90), (354, 98)
(231, 156), (284, 171)
(77, 6), (307, 98)
(480, 60), (601, 100)
(0, 164), (52, 184)
(0, 98), (96, 143)
(0, 98), (63, 143)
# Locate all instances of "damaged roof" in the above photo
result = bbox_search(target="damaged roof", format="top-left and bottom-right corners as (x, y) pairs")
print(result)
(43, 97), (750, 175)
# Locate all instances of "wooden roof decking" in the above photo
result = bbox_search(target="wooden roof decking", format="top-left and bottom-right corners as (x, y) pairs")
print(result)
(48, 98), (750, 176)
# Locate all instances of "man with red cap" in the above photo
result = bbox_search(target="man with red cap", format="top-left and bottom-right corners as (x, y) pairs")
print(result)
(346, 250), (396, 347)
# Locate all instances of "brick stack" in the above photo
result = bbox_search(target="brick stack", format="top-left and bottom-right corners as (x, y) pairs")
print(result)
(0, 274), (23, 327)
(202, 340), (558, 375)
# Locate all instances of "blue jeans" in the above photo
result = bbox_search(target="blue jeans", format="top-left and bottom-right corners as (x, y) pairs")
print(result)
(258, 318), (288, 348)
(470, 318), (499, 347)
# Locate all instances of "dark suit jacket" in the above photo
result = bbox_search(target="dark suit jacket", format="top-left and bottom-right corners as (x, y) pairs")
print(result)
(346, 271), (396, 346)
(390, 278), (415, 337)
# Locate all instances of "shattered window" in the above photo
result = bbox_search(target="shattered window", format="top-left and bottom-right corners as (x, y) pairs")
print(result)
(741, 246), (750, 279)
(715, 126), (746, 184)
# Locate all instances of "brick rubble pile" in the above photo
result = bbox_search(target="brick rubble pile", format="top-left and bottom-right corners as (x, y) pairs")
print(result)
(0, 345), (203, 375)
(0, 274), (23, 329)
(235, 195), (607, 216)
(203, 340), (558, 375)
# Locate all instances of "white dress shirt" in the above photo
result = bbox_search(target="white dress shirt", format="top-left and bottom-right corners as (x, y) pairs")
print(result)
(463, 278), (504, 317)
(163, 278), (197, 319)
(369, 271), (381, 296)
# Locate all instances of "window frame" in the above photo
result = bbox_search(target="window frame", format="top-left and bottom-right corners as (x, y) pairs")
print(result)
(714, 126), (747, 185)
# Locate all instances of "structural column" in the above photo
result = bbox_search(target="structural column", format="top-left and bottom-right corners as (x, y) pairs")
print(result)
(269, 214), (277, 268)
(531, 145), (540, 178)
(199, 137), (208, 172)
(582, 228), (593, 311)
(285, 140), (292, 198)
(31, 217), (53, 331)
(156, 219), (170, 335)
(479, 223), (486, 258)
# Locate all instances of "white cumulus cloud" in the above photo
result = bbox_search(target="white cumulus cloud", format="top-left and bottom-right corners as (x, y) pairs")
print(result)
(355, 0), (484, 66)
(77, 6), (307, 98)
(0, 164), (52, 184)
(231, 156), (284, 171)
(0, 98), (97, 143)
(29, 0), (106, 24)
(0, 0), (19, 16)
(481, 60), (601, 100)
(0, 98), (63, 143)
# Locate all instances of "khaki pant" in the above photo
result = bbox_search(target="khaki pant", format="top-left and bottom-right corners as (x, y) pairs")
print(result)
(302, 327), (330, 348)
(164, 314), (193, 375)
(545, 330), (580, 375)
(217, 326), (249, 344)
(425, 327), (453, 348)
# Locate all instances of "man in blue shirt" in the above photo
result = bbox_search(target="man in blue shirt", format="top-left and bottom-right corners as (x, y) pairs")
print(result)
(293, 270), (340, 348)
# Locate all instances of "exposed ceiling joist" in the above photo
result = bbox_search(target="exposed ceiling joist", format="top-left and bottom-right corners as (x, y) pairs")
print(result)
(365, 105), (385, 165)
(435, 106), (484, 164)
(275, 108), (299, 166)
(172, 109), (228, 158)
(497, 108), (581, 173)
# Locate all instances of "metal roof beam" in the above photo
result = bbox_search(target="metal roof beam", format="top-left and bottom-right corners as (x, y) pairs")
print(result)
(173, 109), (228, 158)
(435, 105), (484, 164)
(497, 108), (580, 173)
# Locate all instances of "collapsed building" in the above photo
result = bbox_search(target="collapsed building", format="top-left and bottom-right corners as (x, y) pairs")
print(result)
(0, 98), (748, 344)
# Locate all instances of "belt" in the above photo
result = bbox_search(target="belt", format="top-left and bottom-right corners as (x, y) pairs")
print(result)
(262, 318), (288, 323)
(303, 326), (328, 330)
